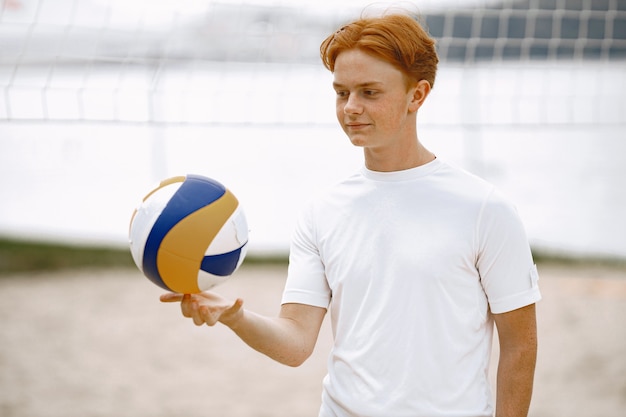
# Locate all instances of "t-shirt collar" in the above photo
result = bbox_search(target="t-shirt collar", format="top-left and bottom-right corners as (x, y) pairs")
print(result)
(361, 158), (442, 182)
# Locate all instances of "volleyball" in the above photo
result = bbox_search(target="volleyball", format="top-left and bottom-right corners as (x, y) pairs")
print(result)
(128, 174), (248, 294)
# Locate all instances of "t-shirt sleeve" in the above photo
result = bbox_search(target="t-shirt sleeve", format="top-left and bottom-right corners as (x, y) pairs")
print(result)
(281, 203), (331, 308)
(477, 189), (541, 314)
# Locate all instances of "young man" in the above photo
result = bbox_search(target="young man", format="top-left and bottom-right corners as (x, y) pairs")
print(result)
(161, 12), (541, 417)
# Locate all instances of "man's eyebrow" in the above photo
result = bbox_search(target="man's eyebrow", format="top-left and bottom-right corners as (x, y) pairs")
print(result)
(332, 81), (383, 89)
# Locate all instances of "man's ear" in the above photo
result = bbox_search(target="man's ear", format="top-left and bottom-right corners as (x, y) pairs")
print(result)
(408, 79), (431, 113)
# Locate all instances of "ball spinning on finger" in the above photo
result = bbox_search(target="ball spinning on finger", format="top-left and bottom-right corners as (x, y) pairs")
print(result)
(129, 174), (248, 294)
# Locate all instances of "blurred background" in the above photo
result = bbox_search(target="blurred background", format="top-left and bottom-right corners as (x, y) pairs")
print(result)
(0, 0), (625, 260)
(1, 2), (625, 417)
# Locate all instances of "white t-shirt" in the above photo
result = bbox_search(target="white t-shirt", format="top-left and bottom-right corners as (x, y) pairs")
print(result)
(282, 158), (541, 417)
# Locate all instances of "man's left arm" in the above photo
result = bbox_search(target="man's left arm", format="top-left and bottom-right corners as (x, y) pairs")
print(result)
(493, 303), (538, 417)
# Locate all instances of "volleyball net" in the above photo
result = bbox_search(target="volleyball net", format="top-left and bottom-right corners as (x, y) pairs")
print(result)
(1, 0), (625, 127)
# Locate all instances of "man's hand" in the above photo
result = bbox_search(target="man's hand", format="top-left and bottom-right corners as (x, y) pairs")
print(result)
(160, 293), (326, 367)
(160, 292), (244, 327)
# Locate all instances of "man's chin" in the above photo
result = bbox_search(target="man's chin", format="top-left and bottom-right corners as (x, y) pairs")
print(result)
(347, 134), (368, 148)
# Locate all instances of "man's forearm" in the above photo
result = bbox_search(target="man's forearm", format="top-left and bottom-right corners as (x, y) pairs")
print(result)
(495, 342), (537, 417)
(226, 303), (327, 367)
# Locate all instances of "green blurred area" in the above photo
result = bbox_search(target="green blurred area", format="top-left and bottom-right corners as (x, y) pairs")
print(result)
(0, 237), (623, 276)
(0, 238), (135, 274)
(0, 237), (288, 275)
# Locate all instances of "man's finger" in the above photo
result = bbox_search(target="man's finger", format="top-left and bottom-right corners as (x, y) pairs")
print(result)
(160, 293), (184, 303)
(226, 298), (244, 315)
(199, 305), (219, 326)
(191, 305), (206, 326)
(180, 294), (193, 318)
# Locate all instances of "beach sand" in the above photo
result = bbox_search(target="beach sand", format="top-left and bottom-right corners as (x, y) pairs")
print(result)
(0, 263), (624, 417)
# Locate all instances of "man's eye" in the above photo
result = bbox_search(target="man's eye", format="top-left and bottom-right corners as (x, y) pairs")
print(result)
(336, 91), (348, 98)
(364, 90), (377, 96)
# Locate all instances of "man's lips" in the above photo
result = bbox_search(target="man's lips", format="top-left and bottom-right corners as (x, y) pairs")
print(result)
(345, 122), (370, 129)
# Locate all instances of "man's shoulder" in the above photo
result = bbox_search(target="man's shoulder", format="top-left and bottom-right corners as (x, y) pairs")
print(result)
(431, 160), (497, 199)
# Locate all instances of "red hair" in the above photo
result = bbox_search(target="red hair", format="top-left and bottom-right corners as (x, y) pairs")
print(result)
(320, 13), (439, 88)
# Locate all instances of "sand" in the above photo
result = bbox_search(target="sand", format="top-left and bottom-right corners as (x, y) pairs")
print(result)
(0, 263), (625, 417)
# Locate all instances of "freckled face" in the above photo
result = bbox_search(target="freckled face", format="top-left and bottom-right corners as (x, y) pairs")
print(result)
(332, 49), (417, 151)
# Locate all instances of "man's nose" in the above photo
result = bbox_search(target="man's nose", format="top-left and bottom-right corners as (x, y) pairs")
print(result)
(343, 94), (363, 115)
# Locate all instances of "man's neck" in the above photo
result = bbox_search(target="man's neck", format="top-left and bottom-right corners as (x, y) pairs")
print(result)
(364, 141), (435, 173)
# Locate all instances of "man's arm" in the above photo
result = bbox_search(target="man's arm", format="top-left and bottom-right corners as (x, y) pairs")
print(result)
(493, 303), (538, 417)
(161, 292), (326, 367)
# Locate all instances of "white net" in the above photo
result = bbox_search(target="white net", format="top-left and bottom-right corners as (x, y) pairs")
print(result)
(1, 0), (625, 257)
(1, 0), (624, 126)
(430, 0), (626, 62)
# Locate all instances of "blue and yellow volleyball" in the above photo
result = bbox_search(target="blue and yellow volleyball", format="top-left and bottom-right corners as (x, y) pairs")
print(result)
(129, 174), (248, 294)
